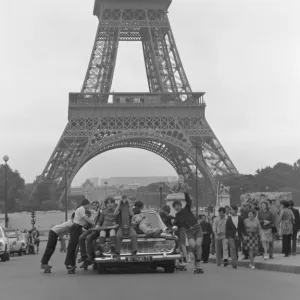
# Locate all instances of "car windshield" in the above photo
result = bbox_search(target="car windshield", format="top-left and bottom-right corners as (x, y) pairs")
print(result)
(142, 212), (165, 230)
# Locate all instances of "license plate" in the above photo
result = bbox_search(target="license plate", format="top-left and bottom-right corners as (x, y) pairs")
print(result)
(125, 256), (152, 262)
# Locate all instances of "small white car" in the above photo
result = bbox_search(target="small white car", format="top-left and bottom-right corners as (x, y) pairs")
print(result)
(0, 226), (11, 262)
(5, 229), (23, 256)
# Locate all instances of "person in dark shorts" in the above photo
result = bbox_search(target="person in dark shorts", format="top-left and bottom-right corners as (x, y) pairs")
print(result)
(173, 192), (203, 273)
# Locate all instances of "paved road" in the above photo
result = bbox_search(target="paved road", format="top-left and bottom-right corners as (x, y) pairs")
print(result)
(0, 243), (299, 300)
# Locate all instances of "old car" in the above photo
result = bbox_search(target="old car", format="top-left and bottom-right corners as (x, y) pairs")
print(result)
(5, 229), (23, 256)
(93, 210), (181, 274)
(0, 226), (11, 262)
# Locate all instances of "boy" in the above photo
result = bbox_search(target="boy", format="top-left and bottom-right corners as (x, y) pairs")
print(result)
(213, 207), (229, 267)
(41, 213), (75, 270)
(115, 195), (138, 258)
(173, 192), (204, 273)
(78, 201), (101, 264)
(97, 197), (119, 256)
(160, 205), (175, 232)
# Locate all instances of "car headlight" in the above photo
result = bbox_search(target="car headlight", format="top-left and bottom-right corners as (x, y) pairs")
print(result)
(154, 240), (176, 253)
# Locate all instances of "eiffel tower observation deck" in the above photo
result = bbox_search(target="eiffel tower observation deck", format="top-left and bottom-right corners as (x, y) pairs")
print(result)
(32, 0), (238, 207)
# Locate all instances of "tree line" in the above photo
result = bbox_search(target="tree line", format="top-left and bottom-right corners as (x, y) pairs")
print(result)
(1, 159), (300, 212)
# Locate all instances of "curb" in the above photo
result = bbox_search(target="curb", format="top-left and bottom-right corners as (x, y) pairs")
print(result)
(208, 258), (300, 274)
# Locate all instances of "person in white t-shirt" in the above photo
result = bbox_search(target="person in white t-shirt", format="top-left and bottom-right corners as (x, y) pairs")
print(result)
(64, 199), (94, 270)
(40, 213), (75, 270)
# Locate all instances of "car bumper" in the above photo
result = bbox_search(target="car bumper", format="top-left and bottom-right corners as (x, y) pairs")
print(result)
(94, 254), (182, 264)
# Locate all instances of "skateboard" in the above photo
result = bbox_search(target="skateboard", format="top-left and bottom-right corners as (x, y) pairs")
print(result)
(42, 266), (52, 274)
(67, 267), (77, 274)
(175, 265), (187, 271)
(194, 268), (204, 274)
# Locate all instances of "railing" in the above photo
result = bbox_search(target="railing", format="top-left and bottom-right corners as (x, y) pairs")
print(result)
(69, 92), (206, 107)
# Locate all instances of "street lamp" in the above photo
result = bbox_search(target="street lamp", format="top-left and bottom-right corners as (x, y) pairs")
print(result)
(193, 144), (200, 217)
(104, 181), (108, 197)
(3, 155), (9, 228)
(63, 160), (69, 222)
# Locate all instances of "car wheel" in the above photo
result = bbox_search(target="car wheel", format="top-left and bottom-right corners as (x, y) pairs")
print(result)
(18, 250), (22, 256)
(1, 252), (7, 262)
(97, 264), (106, 274)
(7, 252), (10, 261)
(149, 264), (158, 271)
(164, 264), (175, 273)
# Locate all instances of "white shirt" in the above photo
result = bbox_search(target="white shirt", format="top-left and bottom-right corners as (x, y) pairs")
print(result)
(231, 215), (239, 229)
(52, 219), (73, 237)
(73, 206), (86, 226)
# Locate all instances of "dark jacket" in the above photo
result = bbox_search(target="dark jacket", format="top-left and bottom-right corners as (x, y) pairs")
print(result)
(258, 210), (274, 230)
(225, 215), (245, 239)
(290, 207), (300, 231)
(200, 221), (213, 245)
(175, 193), (198, 229)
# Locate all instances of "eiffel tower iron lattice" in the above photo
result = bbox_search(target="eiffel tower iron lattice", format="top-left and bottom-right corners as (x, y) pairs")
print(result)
(32, 0), (238, 206)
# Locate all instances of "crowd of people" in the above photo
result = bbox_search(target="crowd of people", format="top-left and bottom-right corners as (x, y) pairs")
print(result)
(196, 199), (300, 270)
(40, 193), (300, 273)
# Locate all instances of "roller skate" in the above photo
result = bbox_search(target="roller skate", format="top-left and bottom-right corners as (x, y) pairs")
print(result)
(41, 264), (52, 274)
(194, 259), (204, 274)
(66, 265), (77, 274)
(175, 257), (188, 271)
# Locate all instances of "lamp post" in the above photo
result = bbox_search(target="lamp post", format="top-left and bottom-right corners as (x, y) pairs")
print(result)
(193, 144), (200, 218)
(3, 155), (9, 228)
(63, 160), (69, 222)
(104, 181), (108, 197)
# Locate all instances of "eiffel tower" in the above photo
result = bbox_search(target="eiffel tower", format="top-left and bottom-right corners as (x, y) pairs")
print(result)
(32, 0), (238, 206)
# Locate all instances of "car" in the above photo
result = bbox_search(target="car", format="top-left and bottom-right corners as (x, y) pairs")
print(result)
(0, 226), (11, 262)
(19, 233), (29, 255)
(93, 210), (181, 274)
(4, 229), (23, 256)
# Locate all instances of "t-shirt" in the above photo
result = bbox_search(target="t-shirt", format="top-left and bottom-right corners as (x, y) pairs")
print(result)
(99, 209), (118, 227)
(73, 206), (86, 226)
(52, 219), (73, 237)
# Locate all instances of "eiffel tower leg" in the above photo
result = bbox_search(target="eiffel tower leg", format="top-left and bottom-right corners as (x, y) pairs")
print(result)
(81, 9), (121, 94)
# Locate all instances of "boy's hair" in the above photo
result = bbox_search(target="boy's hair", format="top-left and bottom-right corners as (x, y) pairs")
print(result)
(134, 201), (144, 209)
(161, 205), (171, 214)
(71, 212), (75, 220)
(172, 200), (182, 208)
(231, 205), (238, 212)
(218, 207), (226, 213)
(104, 197), (115, 206)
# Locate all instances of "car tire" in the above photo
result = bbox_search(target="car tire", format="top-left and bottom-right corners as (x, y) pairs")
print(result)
(164, 264), (175, 273)
(97, 264), (106, 274)
(18, 250), (22, 256)
(1, 252), (7, 262)
(7, 252), (10, 261)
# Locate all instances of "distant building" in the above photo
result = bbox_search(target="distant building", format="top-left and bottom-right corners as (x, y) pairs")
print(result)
(88, 177), (100, 187)
(100, 176), (177, 187)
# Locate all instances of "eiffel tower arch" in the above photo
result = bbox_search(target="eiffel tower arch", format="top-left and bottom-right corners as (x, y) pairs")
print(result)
(32, 0), (238, 206)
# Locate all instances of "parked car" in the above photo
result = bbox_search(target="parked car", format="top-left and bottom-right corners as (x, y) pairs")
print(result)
(4, 229), (23, 256)
(93, 210), (181, 274)
(0, 226), (11, 262)
(19, 233), (29, 255)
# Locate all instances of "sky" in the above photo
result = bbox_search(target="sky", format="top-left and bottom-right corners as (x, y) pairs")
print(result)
(0, 0), (299, 186)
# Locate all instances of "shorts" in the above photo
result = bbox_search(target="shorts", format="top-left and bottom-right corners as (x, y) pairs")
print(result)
(186, 224), (202, 240)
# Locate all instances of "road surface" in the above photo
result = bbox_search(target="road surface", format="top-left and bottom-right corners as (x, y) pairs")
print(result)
(0, 243), (298, 300)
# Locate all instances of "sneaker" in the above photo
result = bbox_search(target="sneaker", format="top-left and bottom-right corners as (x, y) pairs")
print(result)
(233, 266), (237, 269)
(263, 256), (268, 261)
(223, 259), (229, 267)
(269, 256), (274, 259)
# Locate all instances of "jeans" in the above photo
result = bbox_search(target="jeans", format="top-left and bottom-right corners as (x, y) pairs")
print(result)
(78, 229), (92, 258)
(215, 237), (228, 265)
(86, 231), (100, 257)
(228, 237), (240, 267)
(65, 225), (82, 267)
(41, 230), (58, 265)
(116, 227), (137, 254)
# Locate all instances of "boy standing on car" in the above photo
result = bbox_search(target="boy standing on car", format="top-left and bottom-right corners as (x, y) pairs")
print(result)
(173, 192), (204, 273)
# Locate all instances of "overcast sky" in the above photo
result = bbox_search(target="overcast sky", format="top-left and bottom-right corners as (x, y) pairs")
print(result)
(1, 0), (299, 186)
